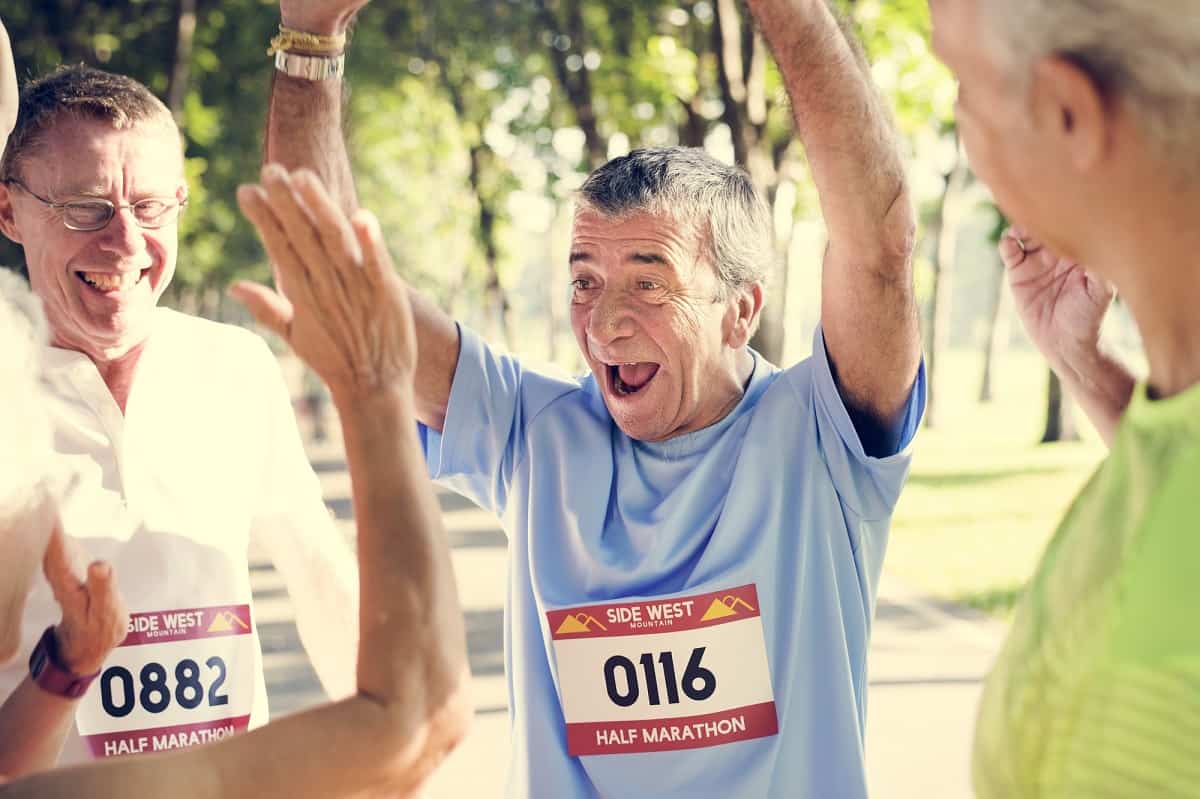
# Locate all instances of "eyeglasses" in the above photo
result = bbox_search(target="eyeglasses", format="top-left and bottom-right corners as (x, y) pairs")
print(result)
(5, 178), (188, 232)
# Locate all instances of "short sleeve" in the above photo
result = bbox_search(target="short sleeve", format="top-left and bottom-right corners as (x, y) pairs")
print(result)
(798, 325), (925, 521)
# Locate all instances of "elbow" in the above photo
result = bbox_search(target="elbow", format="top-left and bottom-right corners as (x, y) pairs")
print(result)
(371, 666), (474, 794)
(879, 184), (917, 267)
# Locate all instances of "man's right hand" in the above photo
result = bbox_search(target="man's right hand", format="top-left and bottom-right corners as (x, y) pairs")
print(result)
(43, 525), (128, 677)
(278, 0), (370, 36)
(1000, 227), (1115, 372)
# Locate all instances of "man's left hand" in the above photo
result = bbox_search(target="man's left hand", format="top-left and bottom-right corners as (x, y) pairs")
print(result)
(43, 524), (129, 676)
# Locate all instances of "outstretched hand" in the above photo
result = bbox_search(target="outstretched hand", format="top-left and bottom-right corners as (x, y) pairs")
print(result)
(1, 17), (18, 161)
(1000, 227), (1115, 370)
(43, 524), (128, 676)
(231, 165), (417, 400)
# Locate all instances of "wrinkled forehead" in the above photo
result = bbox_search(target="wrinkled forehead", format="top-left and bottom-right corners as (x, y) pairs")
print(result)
(22, 115), (185, 192)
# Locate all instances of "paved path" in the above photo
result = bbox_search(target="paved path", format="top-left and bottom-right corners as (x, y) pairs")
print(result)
(254, 432), (1004, 798)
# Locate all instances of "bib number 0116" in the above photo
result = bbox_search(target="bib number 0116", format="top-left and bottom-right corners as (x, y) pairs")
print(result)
(603, 646), (716, 708)
(99, 656), (230, 718)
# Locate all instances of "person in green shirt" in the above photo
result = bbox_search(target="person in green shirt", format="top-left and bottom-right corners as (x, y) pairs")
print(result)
(927, 1), (1200, 796)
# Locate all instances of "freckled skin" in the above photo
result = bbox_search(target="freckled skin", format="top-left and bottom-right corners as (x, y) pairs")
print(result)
(568, 208), (756, 443)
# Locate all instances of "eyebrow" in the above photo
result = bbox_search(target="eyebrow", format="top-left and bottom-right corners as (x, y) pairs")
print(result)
(567, 250), (673, 267)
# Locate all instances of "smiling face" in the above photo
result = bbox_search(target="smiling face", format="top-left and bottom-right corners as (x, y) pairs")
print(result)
(0, 117), (185, 361)
(569, 207), (759, 442)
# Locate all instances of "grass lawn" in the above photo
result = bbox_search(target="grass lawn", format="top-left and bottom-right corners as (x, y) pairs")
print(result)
(887, 349), (1108, 616)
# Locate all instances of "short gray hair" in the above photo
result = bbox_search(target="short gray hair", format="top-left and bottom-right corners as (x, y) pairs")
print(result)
(578, 147), (773, 298)
(983, 0), (1200, 164)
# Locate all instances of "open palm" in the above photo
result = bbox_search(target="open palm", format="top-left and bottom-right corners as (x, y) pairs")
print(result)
(1000, 228), (1114, 366)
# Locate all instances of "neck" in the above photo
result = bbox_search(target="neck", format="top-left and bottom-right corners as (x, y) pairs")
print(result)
(1083, 182), (1200, 400)
(55, 334), (149, 414)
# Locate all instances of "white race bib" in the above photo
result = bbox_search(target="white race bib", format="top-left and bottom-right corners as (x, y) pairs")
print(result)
(75, 604), (256, 758)
(547, 584), (777, 756)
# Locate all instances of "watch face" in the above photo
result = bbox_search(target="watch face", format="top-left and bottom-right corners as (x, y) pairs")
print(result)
(30, 648), (48, 679)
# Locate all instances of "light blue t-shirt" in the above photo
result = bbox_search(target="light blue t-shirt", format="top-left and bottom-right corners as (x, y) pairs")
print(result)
(422, 325), (924, 798)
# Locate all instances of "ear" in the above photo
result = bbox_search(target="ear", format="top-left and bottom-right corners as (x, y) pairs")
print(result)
(1030, 55), (1111, 172)
(0, 182), (23, 244)
(724, 282), (764, 349)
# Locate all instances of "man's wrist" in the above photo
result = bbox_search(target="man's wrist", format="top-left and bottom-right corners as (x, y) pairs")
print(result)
(279, 10), (351, 38)
(28, 626), (100, 699)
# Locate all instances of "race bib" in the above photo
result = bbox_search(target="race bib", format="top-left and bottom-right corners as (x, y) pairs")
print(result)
(75, 604), (256, 758)
(547, 584), (778, 756)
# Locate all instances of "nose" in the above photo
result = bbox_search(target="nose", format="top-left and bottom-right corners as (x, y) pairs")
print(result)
(95, 207), (147, 257)
(586, 288), (637, 348)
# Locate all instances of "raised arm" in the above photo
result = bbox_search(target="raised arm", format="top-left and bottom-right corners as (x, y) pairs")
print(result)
(745, 0), (921, 438)
(265, 0), (460, 431)
(0, 18), (16, 159)
(998, 229), (1134, 445)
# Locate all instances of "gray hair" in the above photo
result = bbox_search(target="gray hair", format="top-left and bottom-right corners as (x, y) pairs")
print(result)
(578, 147), (773, 299)
(983, 0), (1200, 164)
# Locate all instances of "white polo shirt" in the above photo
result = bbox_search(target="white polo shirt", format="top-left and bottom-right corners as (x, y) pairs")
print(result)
(0, 307), (357, 764)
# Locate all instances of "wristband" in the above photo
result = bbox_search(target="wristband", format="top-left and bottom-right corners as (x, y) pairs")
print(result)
(29, 626), (100, 700)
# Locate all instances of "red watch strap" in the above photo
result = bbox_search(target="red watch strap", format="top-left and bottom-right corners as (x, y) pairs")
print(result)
(29, 626), (100, 699)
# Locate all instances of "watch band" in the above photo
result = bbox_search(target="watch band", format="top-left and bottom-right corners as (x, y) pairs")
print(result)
(29, 626), (100, 699)
(274, 50), (345, 81)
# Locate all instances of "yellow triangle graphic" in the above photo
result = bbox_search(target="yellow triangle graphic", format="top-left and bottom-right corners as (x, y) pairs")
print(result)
(207, 611), (250, 634)
(556, 614), (591, 635)
(701, 598), (738, 622)
(208, 612), (234, 633)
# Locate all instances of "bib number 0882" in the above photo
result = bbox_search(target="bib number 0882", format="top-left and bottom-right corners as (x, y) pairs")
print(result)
(603, 646), (715, 708)
(100, 656), (230, 718)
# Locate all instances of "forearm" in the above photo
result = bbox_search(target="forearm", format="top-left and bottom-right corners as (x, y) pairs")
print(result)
(265, 58), (458, 430)
(748, 0), (918, 419)
(746, 0), (908, 256)
(0, 676), (76, 778)
(1054, 347), (1136, 446)
(266, 74), (358, 214)
(335, 384), (471, 766)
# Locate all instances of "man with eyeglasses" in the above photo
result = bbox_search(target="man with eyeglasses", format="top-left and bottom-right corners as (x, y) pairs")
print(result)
(0, 64), (358, 773)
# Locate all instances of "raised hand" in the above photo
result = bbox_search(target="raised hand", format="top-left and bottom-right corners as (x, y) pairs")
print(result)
(43, 524), (128, 676)
(278, 0), (370, 36)
(1000, 227), (1115, 371)
(230, 165), (417, 400)
(1, 17), (18, 159)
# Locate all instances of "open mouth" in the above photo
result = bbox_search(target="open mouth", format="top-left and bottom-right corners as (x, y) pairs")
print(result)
(76, 269), (150, 293)
(607, 362), (660, 396)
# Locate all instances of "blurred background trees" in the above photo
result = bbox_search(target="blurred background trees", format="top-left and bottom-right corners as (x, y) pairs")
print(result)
(3, 0), (1138, 441)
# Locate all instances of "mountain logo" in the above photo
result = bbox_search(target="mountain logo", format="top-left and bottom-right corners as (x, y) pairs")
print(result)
(700, 595), (756, 622)
(207, 610), (251, 634)
(555, 613), (608, 635)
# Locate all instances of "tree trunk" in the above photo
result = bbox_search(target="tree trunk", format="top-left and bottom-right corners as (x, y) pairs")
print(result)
(923, 133), (968, 428)
(978, 251), (1010, 403)
(1042, 369), (1081, 443)
(165, 0), (198, 119)
(716, 0), (784, 364)
(466, 143), (515, 351)
(536, 0), (607, 169)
